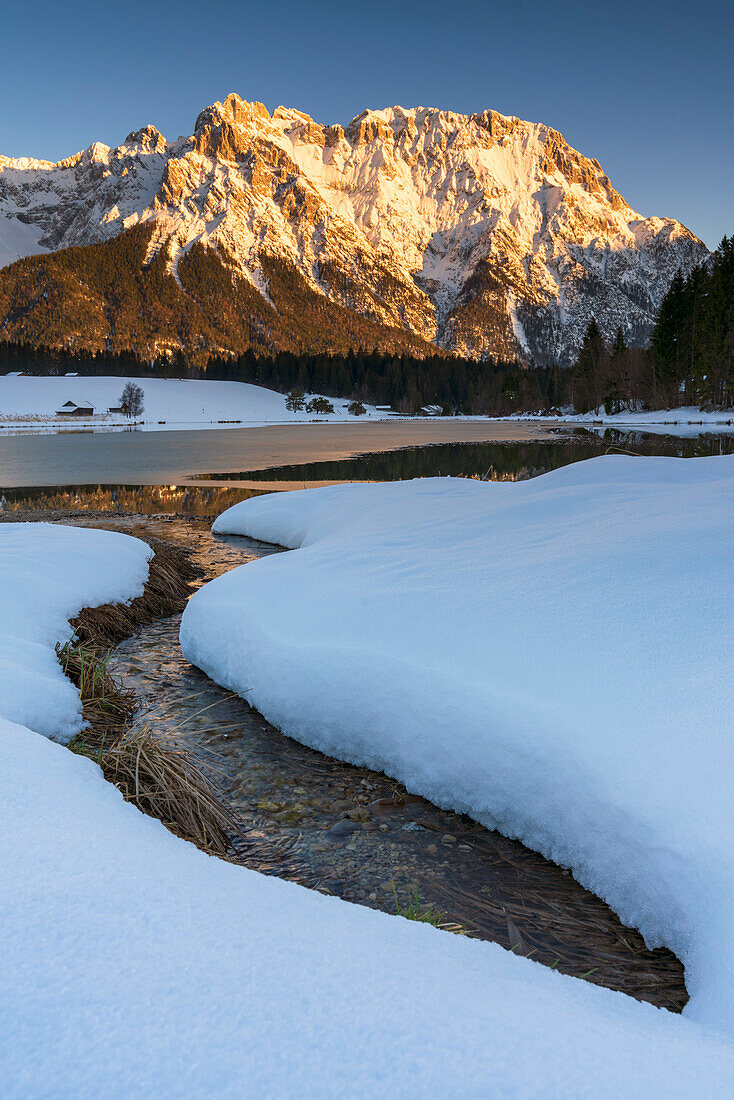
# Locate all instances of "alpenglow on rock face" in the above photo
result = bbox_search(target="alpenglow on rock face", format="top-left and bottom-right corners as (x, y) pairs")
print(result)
(0, 93), (708, 363)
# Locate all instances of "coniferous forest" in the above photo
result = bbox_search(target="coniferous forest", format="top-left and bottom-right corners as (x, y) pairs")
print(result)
(651, 236), (734, 408)
(0, 340), (567, 415)
(2, 236), (732, 415)
(571, 236), (734, 413)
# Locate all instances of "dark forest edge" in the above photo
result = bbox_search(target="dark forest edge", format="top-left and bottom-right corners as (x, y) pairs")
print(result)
(572, 236), (734, 413)
(2, 236), (732, 416)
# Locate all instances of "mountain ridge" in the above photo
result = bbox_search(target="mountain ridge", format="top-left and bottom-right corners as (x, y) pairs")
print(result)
(0, 93), (708, 364)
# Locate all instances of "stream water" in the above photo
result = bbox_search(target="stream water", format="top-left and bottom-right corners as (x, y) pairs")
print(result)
(89, 515), (687, 1013)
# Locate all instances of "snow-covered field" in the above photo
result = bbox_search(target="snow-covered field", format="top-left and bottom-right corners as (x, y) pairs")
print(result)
(5, 714), (734, 1097)
(5, 376), (731, 440)
(181, 457), (734, 1047)
(0, 375), (384, 432)
(2, 515), (734, 1094)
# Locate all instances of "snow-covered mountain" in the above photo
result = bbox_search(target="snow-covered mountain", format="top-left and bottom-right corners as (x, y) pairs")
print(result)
(0, 93), (708, 363)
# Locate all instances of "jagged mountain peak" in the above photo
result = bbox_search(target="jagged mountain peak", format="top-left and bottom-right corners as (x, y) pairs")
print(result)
(124, 125), (167, 153)
(195, 92), (270, 133)
(0, 93), (708, 364)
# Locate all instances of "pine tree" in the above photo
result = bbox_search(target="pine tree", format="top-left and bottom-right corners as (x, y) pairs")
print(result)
(604, 328), (627, 414)
(652, 271), (688, 406)
(573, 319), (606, 413)
(285, 387), (306, 411)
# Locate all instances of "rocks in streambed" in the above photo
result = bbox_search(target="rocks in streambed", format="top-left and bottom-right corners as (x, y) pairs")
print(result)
(327, 819), (360, 839)
(344, 808), (371, 822)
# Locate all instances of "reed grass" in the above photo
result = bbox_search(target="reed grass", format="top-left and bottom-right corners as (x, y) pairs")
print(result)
(101, 722), (238, 855)
(70, 538), (202, 648)
(61, 537), (240, 857)
(391, 881), (467, 934)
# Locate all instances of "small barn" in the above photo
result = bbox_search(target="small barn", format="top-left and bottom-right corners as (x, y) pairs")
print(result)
(56, 399), (95, 418)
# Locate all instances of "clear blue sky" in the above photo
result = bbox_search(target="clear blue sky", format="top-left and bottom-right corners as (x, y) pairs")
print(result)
(1, 0), (731, 247)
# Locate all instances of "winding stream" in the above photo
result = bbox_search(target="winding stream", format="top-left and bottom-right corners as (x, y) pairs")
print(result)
(93, 516), (687, 1013)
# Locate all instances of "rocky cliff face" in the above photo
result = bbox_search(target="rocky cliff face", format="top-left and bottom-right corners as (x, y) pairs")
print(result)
(0, 93), (708, 363)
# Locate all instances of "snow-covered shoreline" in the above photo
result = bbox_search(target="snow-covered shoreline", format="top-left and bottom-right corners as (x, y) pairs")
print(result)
(2, 518), (734, 1094)
(4, 377), (734, 440)
(497, 406), (734, 434)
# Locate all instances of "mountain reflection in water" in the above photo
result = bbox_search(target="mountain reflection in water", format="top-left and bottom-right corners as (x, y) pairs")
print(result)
(198, 429), (734, 486)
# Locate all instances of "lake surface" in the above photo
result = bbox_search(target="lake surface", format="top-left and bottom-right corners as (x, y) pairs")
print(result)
(199, 428), (734, 485)
(3, 426), (734, 516)
(0, 420), (551, 488)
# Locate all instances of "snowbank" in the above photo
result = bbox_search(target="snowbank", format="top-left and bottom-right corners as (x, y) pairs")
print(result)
(0, 523), (150, 741)
(1, 497), (734, 1091)
(0, 375), (383, 431)
(2, 712), (734, 1096)
(182, 457), (734, 1037)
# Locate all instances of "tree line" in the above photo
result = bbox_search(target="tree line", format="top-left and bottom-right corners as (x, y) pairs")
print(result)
(651, 236), (733, 408)
(0, 340), (574, 415)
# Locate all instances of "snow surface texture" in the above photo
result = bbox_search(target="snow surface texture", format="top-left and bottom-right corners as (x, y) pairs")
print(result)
(1, 505), (733, 1092)
(0, 523), (150, 741)
(0, 375), (382, 431)
(182, 457), (734, 1040)
(3, 714), (734, 1096)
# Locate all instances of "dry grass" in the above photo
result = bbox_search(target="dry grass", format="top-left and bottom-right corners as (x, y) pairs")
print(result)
(62, 640), (239, 856)
(58, 641), (137, 754)
(61, 537), (240, 857)
(70, 538), (202, 648)
(99, 724), (239, 855)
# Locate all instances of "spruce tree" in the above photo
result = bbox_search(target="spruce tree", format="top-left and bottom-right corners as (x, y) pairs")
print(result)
(573, 319), (606, 413)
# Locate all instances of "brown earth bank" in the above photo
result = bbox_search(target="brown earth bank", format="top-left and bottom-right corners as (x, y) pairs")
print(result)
(19, 510), (689, 1013)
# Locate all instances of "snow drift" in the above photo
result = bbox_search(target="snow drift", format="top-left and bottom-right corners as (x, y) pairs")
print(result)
(182, 456), (734, 1035)
(0, 502), (733, 1091)
(3, 712), (733, 1096)
(0, 523), (150, 741)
